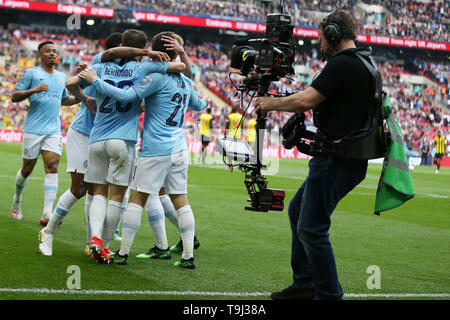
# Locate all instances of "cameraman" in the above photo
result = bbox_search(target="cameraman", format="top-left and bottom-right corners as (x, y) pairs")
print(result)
(254, 9), (371, 300)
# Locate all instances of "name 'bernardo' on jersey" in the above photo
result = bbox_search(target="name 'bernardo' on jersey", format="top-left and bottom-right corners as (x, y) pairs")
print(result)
(104, 68), (133, 77)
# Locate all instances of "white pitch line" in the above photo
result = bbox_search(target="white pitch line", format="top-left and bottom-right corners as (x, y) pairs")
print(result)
(0, 288), (269, 297)
(0, 288), (449, 298)
(345, 293), (450, 298)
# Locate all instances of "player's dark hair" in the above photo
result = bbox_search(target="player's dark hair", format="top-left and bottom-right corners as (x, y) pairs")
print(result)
(121, 29), (147, 49)
(318, 9), (356, 42)
(38, 41), (55, 52)
(151, 31), (177, 60)
(106, 32), (122, 49)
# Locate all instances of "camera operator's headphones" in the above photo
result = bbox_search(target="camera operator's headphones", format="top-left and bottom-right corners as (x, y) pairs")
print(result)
(322, 13), (342, 45)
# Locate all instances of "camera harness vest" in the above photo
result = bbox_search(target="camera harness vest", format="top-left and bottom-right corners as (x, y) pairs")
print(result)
(282, 46), (389, 160)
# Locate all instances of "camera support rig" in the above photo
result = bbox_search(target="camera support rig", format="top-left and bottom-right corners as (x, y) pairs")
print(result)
(239, 80), (285, 213)
(240, 117), (286, 212)
(218, 2), (294, 212)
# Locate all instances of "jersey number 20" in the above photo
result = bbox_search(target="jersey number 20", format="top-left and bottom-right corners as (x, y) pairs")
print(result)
(99, 80), (134, 113)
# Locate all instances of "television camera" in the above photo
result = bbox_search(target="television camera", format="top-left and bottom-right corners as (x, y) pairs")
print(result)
(216, 5), (295, 212)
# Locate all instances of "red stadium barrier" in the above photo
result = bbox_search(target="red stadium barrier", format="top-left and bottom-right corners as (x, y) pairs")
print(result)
(441, 157), (450, 168)
(0, 129), (68, 145)
(356, 35), (449, 51)
(0, 0), (114, 18)
(0, 129), (22, 143)
(0, 129), (448, 165)
(133, 11), (450, 52)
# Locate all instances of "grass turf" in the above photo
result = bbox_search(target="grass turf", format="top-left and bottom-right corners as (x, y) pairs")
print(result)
(0, 142), (449, 300)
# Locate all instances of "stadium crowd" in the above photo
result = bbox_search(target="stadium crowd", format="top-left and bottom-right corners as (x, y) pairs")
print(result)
(119, 0), (314, 25)
(409, 57), (449, 87)
(11, 28), (101, 66)
(23, 0), (450, 42)
(118, 0), (448, 42)
(361, 0), (448, 26)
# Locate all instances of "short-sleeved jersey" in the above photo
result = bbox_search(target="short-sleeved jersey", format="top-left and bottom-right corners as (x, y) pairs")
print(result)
(70, 52), (102, 136)
(246, 118), (257, 143)
(133, 73), (206, 157)
(200, 113), (213, 136)
(434, 135), (446, 154)
(15, 66), (69, 135)
(311, 48), (373, 139)
(228, 112), (242, 139)
(87, 60), (168, 144)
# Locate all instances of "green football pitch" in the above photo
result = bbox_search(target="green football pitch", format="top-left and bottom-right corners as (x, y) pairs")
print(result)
(0, 142), (449, 300)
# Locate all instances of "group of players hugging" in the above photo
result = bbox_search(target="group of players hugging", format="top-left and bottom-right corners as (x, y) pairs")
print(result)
(11, 29), (210, 269)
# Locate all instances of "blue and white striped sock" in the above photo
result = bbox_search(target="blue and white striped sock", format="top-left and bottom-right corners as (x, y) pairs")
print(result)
(46, 190), (78, 234)
(43, 173), (58, 217)
(146, 195), (168, 250)
(119, 203), (142, 256)
(160, 195), (179, 231)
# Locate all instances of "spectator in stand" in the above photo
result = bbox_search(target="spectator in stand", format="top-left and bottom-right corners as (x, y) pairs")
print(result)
(360, 0), (448, 42)
(420, 138), (431, 166)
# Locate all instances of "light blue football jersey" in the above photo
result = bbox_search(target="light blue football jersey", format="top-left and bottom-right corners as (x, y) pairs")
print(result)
(135, 73), (207, 157)
(87, 60), (168, 144)
(69, 52), (102, 136)
(15, 66), (69, 135)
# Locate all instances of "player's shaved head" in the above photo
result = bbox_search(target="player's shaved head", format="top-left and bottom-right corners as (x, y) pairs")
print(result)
(38, 41), (55, 52)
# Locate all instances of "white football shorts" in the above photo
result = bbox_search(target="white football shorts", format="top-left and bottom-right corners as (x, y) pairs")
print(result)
(22, 132), (62, 160)
(65, 127), (89, 174)
(84, 139), (136, 186)
(130, 150), (189, 195)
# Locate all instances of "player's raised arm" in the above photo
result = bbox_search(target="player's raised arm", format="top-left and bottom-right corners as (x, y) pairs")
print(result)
(11, 70), (48, 103)
(12, 84), (48, 103)
(101, 47), (170, 62)
(58, 81), (80, 106)
(61, 95), (81, 106)
(187, 82), (209, 111)
(167, 62), (186, 73)
(65, 75), (96, 112)
(162, 35), (193, 78)
(78, 68), (139, 104)
(65, 75), (84, 101)
(139, 59), (185, 74)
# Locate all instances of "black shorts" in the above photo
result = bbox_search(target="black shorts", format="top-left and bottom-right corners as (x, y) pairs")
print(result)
(434, 153), (444, 159)
(201, 135), (210, 147)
